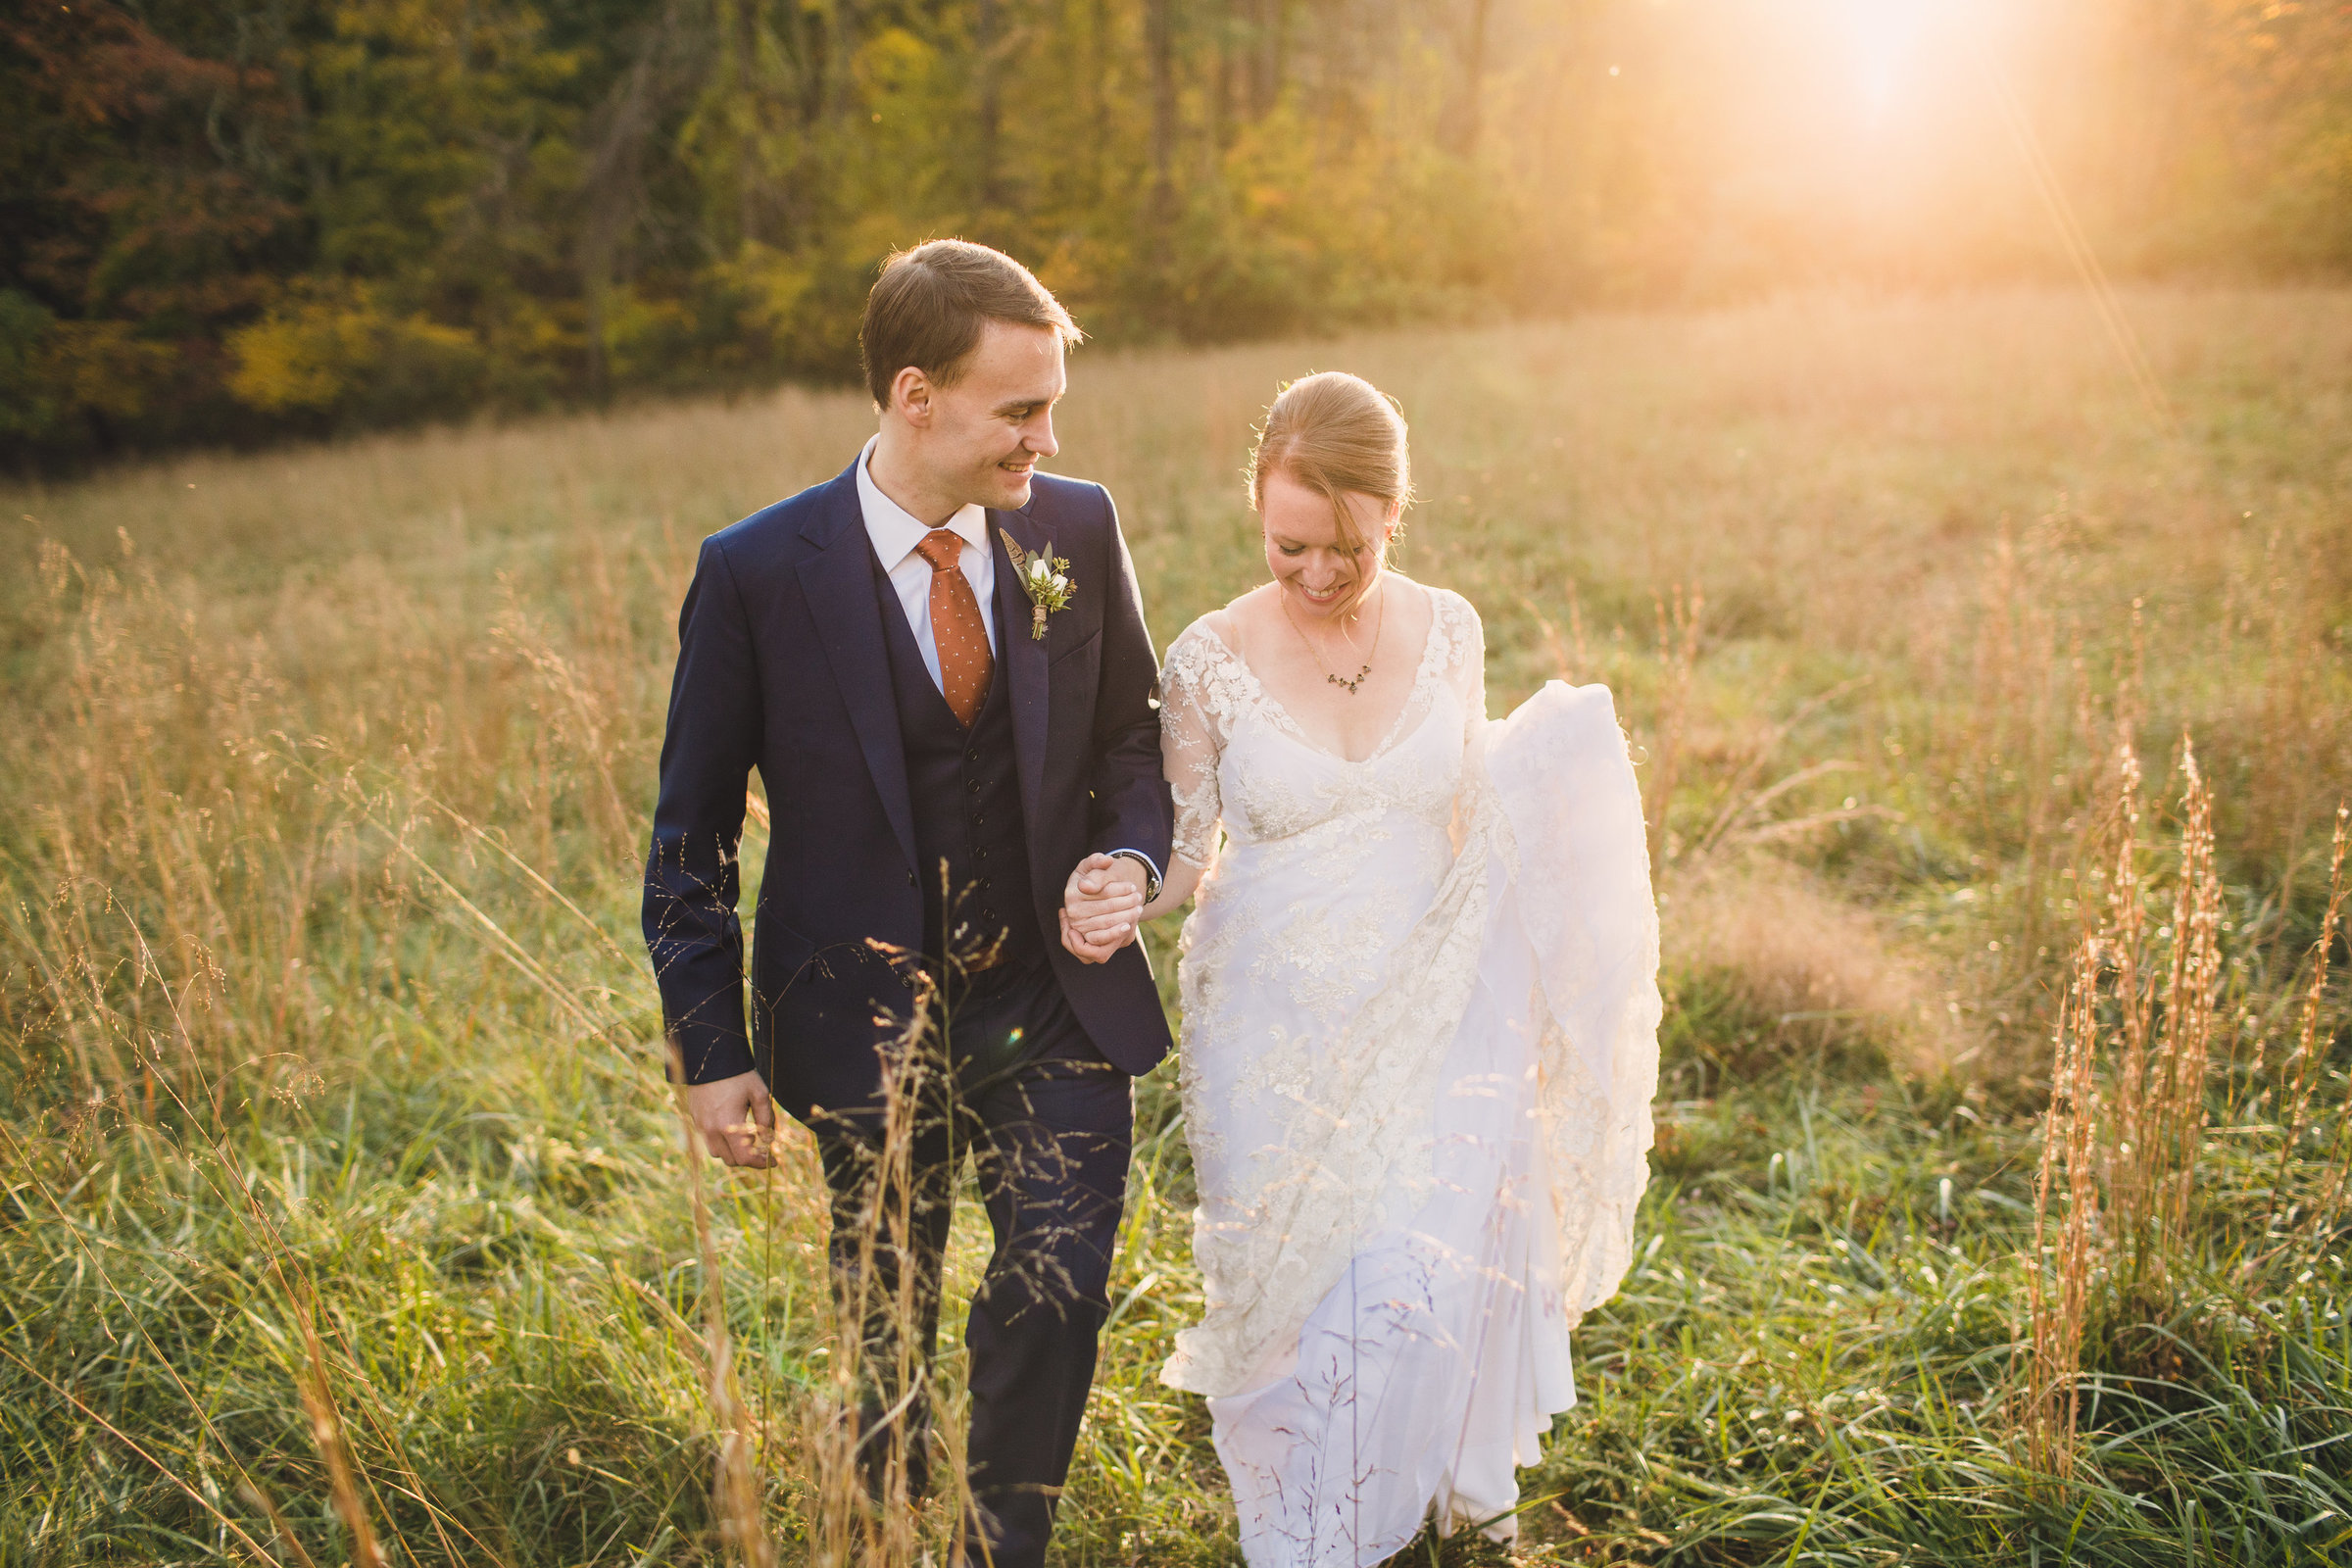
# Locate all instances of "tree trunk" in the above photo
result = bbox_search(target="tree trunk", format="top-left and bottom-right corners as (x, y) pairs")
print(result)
(1267, 0), (1288, 117)
(1088, 0), (1110, 195)
(977, 0), (1003, 207)
(1210, 1), (1231, 155)
(1149, 0), (1176, 220)
(1442, 0), (1492, 156)
(1247, 0), (1280, 119)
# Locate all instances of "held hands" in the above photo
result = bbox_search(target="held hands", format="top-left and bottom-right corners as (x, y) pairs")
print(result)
(681, 1070), (777, 1167)
(1059, 853), (1145, 964)
(679, 864), (1137, 1163)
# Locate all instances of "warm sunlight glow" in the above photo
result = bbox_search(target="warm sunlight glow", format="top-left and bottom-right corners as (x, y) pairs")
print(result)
(1577, 0), (2085, 287)
(1842, 0), (1931, 120)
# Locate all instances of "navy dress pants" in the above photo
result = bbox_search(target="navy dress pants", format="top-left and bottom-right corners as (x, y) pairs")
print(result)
(811, 957), (1133, 1568)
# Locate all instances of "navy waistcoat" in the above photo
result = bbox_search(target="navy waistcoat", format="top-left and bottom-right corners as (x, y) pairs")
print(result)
(872, 552), (1046, 974)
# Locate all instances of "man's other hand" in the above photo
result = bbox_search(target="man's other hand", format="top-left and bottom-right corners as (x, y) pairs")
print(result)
(681, 1070), (777, 1166)
(1059, 853), (1144, 964)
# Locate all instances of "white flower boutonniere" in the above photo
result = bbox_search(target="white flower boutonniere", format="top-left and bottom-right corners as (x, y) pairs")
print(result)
(1001, 529), (1074, 642)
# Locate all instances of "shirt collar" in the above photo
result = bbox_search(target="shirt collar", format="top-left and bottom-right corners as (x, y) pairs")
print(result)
(858, 436), (989, 567)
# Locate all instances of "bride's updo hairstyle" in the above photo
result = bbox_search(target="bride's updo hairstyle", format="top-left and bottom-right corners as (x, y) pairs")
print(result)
(1247, 371), (1414, 617)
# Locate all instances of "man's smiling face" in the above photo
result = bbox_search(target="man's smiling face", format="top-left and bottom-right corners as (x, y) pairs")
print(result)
(927, 319), (1066, 511)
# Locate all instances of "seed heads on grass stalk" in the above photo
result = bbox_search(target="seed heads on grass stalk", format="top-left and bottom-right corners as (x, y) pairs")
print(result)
(2027, 934), (2099, 1481)
(2027, 733), (2218, 1477)
(796, 950), (976, 1567)
(669, 1042), (777, 1568)
(1645, 584), (1703, 870)
(2025, 732), (2343, 1485)
(2275, 804), (2350, 1230)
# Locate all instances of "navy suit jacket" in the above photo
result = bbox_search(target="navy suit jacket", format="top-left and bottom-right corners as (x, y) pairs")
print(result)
(643, 459), (1176, 1122)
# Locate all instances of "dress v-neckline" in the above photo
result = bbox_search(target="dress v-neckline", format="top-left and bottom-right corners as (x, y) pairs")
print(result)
(1206, 592), (1446, 765)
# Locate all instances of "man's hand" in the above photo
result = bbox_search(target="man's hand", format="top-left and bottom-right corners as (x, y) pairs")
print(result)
(681, 1070), (777, 1166)
(1059, 853), (1144, 964)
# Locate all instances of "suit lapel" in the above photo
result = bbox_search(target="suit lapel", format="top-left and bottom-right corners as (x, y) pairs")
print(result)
(991, 510), (1052, 868)
(796, 466), (919, 877)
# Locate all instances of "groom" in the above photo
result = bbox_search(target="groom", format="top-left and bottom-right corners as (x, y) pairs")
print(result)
(642, 240), (1168, 1566)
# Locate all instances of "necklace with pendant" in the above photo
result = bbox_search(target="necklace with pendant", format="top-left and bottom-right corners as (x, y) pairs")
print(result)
(1282, 579), (1384, 695)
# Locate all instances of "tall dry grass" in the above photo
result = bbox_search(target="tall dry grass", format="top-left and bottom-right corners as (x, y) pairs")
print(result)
(1, 285), (2348, 1564)
(2027, 731), (2348, 1482)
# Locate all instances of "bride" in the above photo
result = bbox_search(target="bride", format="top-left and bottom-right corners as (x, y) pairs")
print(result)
(1071, 371), (1663, 1564)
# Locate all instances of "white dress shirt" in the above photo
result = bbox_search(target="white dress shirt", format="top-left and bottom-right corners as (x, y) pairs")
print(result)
(858, 436), (995, 693)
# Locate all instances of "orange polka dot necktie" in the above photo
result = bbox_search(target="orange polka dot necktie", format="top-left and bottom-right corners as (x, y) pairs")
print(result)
(916, 527), (994, 728)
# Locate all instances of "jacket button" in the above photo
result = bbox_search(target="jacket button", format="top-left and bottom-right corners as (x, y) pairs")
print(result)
(906, 870), (917, 888)
(966, 778), (982, 794)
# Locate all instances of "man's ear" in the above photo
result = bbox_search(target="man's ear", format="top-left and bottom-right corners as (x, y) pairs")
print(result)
(890, 366), (934, 426)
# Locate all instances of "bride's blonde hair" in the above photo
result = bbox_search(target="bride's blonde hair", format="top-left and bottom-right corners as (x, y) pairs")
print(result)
(1247, 371), (1414, 617)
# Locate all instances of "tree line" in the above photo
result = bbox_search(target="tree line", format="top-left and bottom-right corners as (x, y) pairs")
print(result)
(3, 0), (2346, 466)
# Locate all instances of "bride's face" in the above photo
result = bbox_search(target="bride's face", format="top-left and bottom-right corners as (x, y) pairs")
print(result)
(1260, 469), (1396, 620)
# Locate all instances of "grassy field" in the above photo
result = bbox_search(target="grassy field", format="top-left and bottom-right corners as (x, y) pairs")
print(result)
(2, 285), (2349, 1567)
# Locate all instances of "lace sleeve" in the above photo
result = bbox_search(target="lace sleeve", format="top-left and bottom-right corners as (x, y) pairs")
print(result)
(1441, 588), (1487, 739)
(1159, 622), (1232, 871)
(1432, 588), (1489, 851)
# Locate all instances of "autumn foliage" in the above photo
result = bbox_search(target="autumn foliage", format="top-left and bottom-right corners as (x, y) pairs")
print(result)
(3, 0), (2350, 466)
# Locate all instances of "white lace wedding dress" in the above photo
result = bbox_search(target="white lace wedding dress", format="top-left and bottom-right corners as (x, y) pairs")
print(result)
(1155, 583), (1662, 1567)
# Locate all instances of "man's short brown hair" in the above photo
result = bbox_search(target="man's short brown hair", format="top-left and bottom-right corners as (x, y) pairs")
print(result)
(860, 240), (1082, 410)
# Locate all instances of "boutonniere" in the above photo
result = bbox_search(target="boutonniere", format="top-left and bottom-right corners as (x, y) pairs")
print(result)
(1001, 529), (1074, 642)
